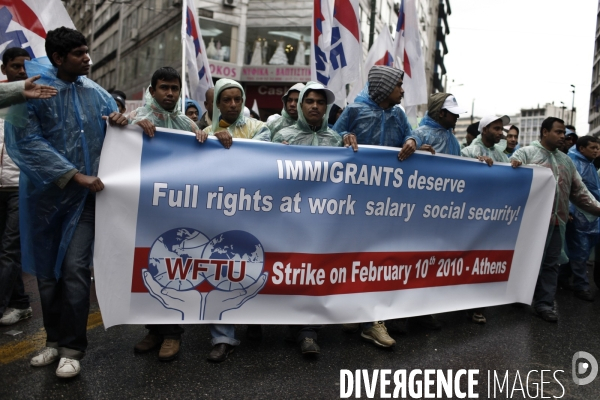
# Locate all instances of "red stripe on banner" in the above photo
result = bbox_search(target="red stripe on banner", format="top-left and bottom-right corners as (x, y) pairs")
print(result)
(131, 248), (513, 295)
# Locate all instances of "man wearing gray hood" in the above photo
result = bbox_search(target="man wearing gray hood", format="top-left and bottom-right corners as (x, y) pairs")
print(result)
(267, 83), (305, 139)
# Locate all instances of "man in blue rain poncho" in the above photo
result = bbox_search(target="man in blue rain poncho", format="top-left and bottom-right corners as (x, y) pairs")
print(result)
(512, 117), (600, 322)
(558, 136), (600, 302)
(334, 65), (426, 348)
(413, 93), (468, 156)
(4, 27), (127, 378)
(333, 65), (421, 161)
(202, 78), (270, 148)
(129, 67), (206, 362)
(267, 82), (305, 139)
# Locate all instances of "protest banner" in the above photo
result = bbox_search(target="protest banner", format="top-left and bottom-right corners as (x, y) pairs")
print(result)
(95, 126), (555, 328)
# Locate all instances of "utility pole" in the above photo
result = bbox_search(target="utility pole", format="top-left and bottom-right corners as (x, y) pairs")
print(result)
(570, 84), (575, 126)
(368, 0), (377, 49)
(470, 98), (475, 124)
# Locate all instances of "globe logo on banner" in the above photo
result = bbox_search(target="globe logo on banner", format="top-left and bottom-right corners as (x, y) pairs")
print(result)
(148, 228), (211, 291)
(202, 230), (265, 291)
(147, 227), (264, 292)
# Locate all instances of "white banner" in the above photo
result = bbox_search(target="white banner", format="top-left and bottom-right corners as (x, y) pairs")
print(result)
(95, 126), (555, 328)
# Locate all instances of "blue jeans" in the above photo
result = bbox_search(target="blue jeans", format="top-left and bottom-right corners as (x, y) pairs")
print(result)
(37, 197), (94, 360)
(0, 190), (29, 316)
(533, 226), (562, 312)
(210, 324), (239, 346)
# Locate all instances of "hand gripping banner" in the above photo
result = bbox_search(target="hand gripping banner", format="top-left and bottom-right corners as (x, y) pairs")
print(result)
(95, 126), (555, 328)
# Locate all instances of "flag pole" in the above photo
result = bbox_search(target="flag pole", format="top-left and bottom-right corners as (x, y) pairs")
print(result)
(180, 0), (188, 112)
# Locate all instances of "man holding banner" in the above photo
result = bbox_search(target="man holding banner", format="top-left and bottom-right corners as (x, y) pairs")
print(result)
(5, 27), (127, 378)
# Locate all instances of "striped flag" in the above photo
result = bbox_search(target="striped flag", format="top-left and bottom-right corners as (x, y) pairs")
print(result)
(393, 0), (427, 107)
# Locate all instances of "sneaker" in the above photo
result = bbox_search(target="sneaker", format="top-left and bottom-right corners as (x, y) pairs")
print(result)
(471, 312), (486, 324)
(535, 308), (558, 323)
(30, 347), (59, 367)
(574, 290), (594, 302)
(55, 358), (80, 378)
(134, 334), (163, 353)
(342, 323), (360, 333)
(300, 338), (320, 355)
(361, 322), (396, 348)
(0, 307), (32, 325)
(158, 338), (180, 361)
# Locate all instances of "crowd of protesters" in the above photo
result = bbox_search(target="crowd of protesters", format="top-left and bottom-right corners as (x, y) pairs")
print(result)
(1, 27), (600, 379)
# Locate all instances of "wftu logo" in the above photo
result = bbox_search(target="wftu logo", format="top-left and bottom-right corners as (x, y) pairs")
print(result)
(142, 228), (267, 321)
(148, 228), (264, 292)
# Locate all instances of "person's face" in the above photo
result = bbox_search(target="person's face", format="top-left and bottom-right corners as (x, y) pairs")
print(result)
(186, 106), (199, 122)
(482, 120), (504, 145)
(541, 121), (566, 151)
(285, 91), (300, 119)
(53, 45), (91, 80)
(438, 109), (459, 130)
(565, 135), (576, 149)
(217, 88), (243, 124)
(580, 142), (600, 161)
(301, 91), (327, 126)
(1, 56), (30, 82)
(204, 89), (214, 116)
(150, 78), (180, 111)
(506, 128), (519, 150)
(386, 78), (404, 105)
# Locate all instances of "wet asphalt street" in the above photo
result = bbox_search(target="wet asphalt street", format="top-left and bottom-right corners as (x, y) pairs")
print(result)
(1, 270), (600, 400)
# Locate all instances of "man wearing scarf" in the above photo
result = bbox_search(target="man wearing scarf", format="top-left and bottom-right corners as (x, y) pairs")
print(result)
(267, 83), (305, 139)
(334, 65), (421, 161)
(130, 67), (206, 362)
(413, 93), (468, 156)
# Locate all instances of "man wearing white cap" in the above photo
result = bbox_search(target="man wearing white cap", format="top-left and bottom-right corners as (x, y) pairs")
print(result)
(462, 115), (522, 168)
(413, 93), (468, 156)
(267, 83), (306, 139)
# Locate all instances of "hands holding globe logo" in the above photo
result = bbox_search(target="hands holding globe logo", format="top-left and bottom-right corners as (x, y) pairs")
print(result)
(142, 228), (268, 321)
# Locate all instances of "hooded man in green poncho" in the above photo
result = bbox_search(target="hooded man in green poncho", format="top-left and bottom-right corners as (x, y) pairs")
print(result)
(267, 83), (305, 139)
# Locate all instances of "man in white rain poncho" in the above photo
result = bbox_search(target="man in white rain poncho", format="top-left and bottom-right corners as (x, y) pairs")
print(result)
(202, 78), (270, 148)
(511, 117), (600, 322)
(129, 67), (207, 362)
(413, 93), (468, 156)
(460, 115), (522, 325)
(266, 83), (305, 139)
(462, 115), (522, 168)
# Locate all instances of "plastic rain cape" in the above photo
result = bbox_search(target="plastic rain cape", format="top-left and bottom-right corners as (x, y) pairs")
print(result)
(4, 58), (117, 279)
(332, 83), (420, 148)
(412, 113), (461, 156)
(266, 107), (295, 139)
(512, 141), (600, 264)
(203, 79), (270, 141)
(461, 136), (509, 163)
(565, 146), (600, 261)
(272, 82), (342, 147)
(129, 88), (200, 133)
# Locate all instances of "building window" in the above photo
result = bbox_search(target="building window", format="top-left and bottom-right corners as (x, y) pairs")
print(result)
(199, 18), (237, 63)
(245, 26), (311, 66)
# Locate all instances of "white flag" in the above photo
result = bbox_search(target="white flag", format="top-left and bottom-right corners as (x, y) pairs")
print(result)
(393, 0), (427, 107)
(347, 28), (394, 103)
(184, 0), (213, 111)
(0, 0), (76, 80)
(311, 0), (362, 107)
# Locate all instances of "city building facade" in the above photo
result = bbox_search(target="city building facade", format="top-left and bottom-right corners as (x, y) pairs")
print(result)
(589, 1), (600, 136)
(519, 103), (575, 146)
(65, 0), (450, 116)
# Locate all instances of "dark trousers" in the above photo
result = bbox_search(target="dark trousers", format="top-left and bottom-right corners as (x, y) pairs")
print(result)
(0, 190), (29, 315)
(37, 199), (94, 360)
(145, 324), (184, 339)
(288, 325), (322, 342)
(533, 226), (562, 312)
